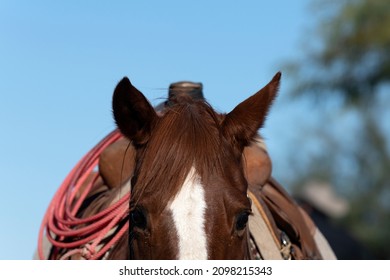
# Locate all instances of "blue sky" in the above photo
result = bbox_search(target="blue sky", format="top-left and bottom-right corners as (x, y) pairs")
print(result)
(0, 0), (314, 259)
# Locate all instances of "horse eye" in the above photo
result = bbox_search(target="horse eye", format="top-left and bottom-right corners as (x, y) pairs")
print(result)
(131, 208), (147, 230)
(236, 212), (250, 231)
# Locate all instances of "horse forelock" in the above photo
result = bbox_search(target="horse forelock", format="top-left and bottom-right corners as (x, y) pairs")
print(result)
(131, 98), (229, 213)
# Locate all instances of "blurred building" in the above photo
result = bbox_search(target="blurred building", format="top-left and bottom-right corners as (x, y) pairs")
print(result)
(294, 181), (374, 260)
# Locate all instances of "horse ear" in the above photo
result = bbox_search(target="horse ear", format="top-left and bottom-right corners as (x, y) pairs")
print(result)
(112, 77), (158, 146)
(222, 72), (281, 152)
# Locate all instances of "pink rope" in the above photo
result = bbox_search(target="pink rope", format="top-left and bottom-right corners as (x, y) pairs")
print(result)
(38, 129), (130, 260)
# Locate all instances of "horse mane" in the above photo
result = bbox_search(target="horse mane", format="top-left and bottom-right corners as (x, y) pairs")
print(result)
(130, 95), (233, 213)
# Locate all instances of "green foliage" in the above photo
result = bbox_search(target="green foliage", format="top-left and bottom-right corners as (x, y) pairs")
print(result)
(291, 0), (390, 106)
(286, 0), (390, 259)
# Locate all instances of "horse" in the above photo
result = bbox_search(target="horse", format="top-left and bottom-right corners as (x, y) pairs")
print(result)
(37, 72), (336, 260)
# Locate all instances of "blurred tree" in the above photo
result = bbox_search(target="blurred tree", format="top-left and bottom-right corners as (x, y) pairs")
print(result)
(286, 0), (390, 259)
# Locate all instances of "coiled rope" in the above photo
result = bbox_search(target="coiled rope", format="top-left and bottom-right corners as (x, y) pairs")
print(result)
(38, 129), (130, 260)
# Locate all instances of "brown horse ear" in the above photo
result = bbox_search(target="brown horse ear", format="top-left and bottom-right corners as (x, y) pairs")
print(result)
(112, 77), (158, 146)
(222, 72), (281, 151)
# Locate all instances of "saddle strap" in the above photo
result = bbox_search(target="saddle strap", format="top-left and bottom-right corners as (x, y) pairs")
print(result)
(260, 178), (323, 259)
(298, 207), (337, 260)
(248, 191), (283, 260)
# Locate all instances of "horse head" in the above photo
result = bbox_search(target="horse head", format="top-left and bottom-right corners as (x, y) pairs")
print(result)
(112, 72), (281, 259)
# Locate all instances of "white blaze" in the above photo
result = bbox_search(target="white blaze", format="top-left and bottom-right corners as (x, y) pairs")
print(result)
(169, 167), (208, 259)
